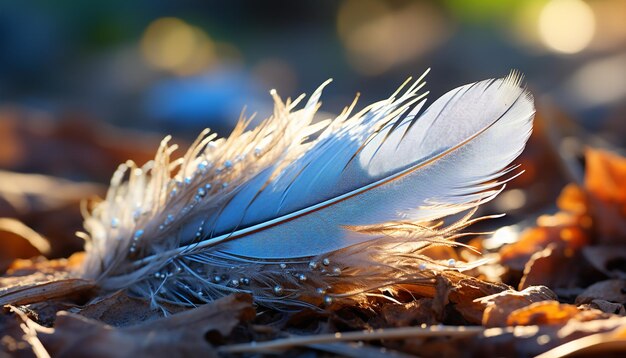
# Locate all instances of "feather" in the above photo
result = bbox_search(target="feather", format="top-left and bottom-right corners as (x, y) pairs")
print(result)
(79, 70), (534, 309)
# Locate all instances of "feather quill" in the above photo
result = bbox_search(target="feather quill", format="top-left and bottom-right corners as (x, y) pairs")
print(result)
(79, 70), (534, 308)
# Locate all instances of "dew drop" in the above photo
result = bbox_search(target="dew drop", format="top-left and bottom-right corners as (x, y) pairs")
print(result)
(273, 285), (283, 295)
(197, 161), (209, 172)
(447, 259), (456, 268)
(110, 218), (119, 228)
(197, 187), (207, 197)
(324, 296), (333, 305)
(279, 263), (287, 269)
(322, 258), (330, 266)
(298, 274), (307, 282)
(133, 209), (141, 221)
(224, 160), (233, 169)
(309, 261), (318, 270)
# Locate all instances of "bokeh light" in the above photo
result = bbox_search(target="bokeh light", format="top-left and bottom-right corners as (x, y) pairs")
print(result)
(140, 17), (216, 76)
(538, 0), (595, 54)
(337, 0), (450, 76)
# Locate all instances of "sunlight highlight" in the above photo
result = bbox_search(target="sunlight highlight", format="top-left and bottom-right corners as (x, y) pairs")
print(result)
(538, 0), (595, 54)
(141, 17), (216, 75)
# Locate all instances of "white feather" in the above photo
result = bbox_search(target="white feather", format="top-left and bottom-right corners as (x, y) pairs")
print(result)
(79, 70), (534, 308)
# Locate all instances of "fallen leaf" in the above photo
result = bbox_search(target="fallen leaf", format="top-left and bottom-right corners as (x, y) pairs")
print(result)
(584, 149), (626, 244)
(475, 315), (626, 357)
(443, 271), (510, 324)
(0, 219), (49, 274)
(499, 222), (588, 272)
(582, 299), (626, 315)
(35, 293), (255, 357)
(76, 291), (185, 327)
(575, 279), (626, 305)
(585, 148), (626, 203)
(477, 286), (556, 327)
(381, 298), (439, 327)
(518, 243), (580, 290)
(583, 246), (626, 279)
(507, 301), (587, 326)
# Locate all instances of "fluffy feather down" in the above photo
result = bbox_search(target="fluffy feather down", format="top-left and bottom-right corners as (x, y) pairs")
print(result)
(79, 70), (534, 309)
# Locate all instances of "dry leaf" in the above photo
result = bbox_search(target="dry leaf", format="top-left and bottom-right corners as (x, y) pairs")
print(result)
(518, 243), (580, 290)
(76, 291), (185, 327)
(582, 299), (626, 315)
(0, 219), (49, 274)
(583, 246), (626, 279)
(475, 316), (626, 356)
(443, 271), (510, 324)
(575, 279), (626, 306)
(381, 298), (439, 327)
(32, 293), (254, 358)
(585, 148), (626, 203)
(584, 149), (626, 244)
(499, 223), (588, 271)
(477, 286), (556, 327)
(507, 301), (589, 326)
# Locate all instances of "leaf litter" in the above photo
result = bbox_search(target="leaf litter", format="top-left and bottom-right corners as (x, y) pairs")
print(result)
(0, 108), (625, 357)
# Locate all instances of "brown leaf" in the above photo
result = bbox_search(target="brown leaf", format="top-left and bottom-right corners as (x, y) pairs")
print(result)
(76, 291), (185, 327)
(499, 223), (588, 271)
(381, 298), (439, 327)
(585, 148), (626, 203)
(36, 293), (255, 358)
(477, 286), (557, 327)
(507, 301), (595, 326)
(582, 299), (626, 315)
(584, 149), (626, 244)
(556, 183), (588, 215)
(519, 243), (580, 290)
(442, 271), (510, 324)
(0, 111), (161, 182)
(583, 246), (626, 279)
(576, 279), (626, 305)
(475, 315), (626, 357)
(0, 219), (49, 274)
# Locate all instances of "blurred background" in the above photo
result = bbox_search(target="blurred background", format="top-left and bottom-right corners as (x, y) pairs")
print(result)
(0, 0), (624, 257)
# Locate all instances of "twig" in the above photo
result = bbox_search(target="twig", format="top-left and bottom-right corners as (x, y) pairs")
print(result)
(535, 331), (626, 358)
(219, 325), (484, 353)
